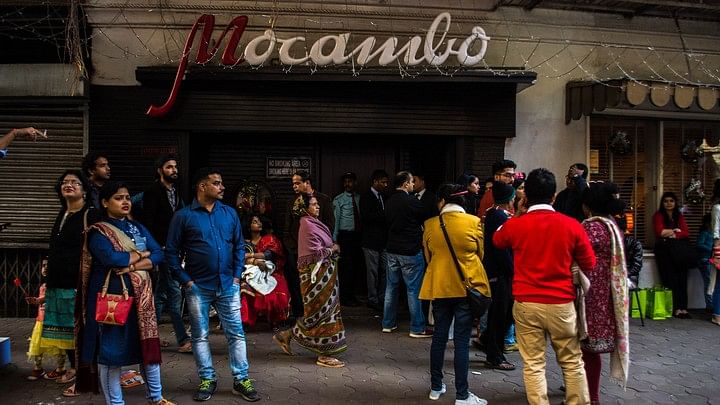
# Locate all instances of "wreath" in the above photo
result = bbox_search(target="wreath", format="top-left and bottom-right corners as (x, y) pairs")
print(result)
(684, 178), (705, 204)
(609, 131), (631, 155)
(681, 139), (704, 164)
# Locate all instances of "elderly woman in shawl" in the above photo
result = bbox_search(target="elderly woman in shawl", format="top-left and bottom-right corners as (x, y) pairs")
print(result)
(580, 181), (630, 405)
(272, 193), (346, 368)
(79, 181), (174, 405)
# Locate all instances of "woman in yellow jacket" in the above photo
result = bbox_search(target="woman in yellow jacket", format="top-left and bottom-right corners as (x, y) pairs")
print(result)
(420, 183), (491, 405)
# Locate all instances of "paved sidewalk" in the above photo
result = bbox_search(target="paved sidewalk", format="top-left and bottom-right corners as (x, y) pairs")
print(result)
(0, 308), (718, 404)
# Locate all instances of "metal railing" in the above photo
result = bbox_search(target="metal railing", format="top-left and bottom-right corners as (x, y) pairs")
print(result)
(0, 248), (46, 317)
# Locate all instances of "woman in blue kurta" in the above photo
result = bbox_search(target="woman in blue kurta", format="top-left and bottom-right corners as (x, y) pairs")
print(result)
(79, 181), (173, 405)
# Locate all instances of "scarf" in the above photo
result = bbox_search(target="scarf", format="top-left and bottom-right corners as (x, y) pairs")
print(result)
(79, 221), (161, 366)
(586, 215), (630, 389)
(297, 215), (334, 268)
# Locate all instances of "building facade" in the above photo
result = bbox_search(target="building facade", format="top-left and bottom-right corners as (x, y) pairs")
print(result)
(1, 1), (719, 314)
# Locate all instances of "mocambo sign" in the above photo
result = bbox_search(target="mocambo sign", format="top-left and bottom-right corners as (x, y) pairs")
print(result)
(146, 12), (491, 117)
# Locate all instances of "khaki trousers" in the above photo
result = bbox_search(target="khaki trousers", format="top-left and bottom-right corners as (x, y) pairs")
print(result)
(513, 301), (590, 405)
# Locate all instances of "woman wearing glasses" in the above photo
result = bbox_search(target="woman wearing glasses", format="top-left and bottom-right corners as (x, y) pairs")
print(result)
(40, 170), (100, 395)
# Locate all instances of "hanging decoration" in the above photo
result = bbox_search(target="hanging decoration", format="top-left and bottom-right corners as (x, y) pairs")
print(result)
(681, 139), (704, 163)
(609, 130), (631, 155)
(232, 180), (276, 219)
(684, 178), (705, 204)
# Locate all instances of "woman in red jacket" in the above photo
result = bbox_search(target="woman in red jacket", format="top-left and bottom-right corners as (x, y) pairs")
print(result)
(653, 191), (692, 318)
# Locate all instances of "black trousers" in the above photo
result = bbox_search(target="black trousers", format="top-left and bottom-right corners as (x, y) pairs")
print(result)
(481, 276), (513, 364)
(284, 249), (304, 318)
(337, 230), (363, 302)
(655, 241), (689, 311)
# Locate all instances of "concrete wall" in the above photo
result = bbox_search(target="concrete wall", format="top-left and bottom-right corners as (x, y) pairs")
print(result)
(0, 64), (84, 97)
(83, 1), (720, 177)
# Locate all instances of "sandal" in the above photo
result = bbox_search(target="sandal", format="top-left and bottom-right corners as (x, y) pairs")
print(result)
(485, 360), (516, 371)
(43, 369), (66, 380)
(160, 339), (171, 348)
(178, 341), (193, 353)
(316, 356), (345, 368)
(57, 369), (76, 384)
(272, 331), (293, 356)
(27, 368), (45, 381)
(63, 385), (81, 397)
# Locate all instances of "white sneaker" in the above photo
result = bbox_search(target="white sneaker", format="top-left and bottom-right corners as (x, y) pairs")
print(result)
(429, 383), (446, 400)
(382, 326), (397, 333)
(455, 392), (488, 405)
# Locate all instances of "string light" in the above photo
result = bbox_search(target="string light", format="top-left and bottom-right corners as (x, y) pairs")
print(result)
(2, 2), (719, 91)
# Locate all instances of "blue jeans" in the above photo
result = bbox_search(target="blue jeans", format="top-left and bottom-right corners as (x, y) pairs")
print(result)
(155, 263), (190, 345)
(99, 363), (163, 404)
(383, 252), (426, 333)
(504, 322), (516, 345)
(713, 266), (720, 316)
(185, 282), (249, 381)
(430, 298), (475, 400)
(699, 262), (713, 308)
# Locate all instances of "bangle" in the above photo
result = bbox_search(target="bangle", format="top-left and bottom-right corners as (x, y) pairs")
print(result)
(130, 264), (136, 272)
(252, 258), (256, 264)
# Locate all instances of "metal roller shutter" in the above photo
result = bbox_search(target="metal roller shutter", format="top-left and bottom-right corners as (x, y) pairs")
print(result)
(0, 100), (87, 247)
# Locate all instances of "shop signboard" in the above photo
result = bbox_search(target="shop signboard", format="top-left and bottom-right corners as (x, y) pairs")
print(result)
(147, 12), (491, 117)
(267, 157), (312, 179)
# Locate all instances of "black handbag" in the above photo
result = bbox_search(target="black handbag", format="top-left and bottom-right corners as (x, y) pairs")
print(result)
(439, 213), (491, 318)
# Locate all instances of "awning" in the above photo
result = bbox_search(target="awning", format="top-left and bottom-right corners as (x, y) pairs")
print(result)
(566, 79), (720, 123)
(137, 66), (536, 92)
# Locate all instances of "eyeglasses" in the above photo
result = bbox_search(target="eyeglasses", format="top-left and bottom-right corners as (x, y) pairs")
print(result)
(61, 181), (82, 187)
(499, 172), (515, 179)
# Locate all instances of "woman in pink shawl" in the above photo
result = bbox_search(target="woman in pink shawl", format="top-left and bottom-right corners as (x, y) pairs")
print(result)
(580, 182), (630, 405)
(272, 193), (347, 368)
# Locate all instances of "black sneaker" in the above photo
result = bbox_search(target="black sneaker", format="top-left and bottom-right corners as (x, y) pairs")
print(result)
(193, 379), (217, 401)
(232, 378), (260, 402)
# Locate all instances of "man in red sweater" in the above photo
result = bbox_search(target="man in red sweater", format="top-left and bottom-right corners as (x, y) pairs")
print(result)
(494, 168), (595, 405)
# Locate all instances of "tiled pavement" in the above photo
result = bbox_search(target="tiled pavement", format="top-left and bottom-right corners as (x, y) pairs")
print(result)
(1, 308), (718, 404)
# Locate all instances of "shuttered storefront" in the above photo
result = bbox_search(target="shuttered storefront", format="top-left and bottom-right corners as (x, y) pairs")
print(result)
(0, 99), (87, 246)
(89, 73), (522, 230)
(0, 97), (87, 316)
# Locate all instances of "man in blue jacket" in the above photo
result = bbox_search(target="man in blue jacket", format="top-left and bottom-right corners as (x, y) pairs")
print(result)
(166, 167), (259, 402)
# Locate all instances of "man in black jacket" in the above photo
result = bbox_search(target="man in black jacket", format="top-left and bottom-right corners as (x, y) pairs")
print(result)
(553, 163), (588, 222)
(382, 171), (433, 338)
(141, 154), (191, 353)
(359, 169), (389, 312)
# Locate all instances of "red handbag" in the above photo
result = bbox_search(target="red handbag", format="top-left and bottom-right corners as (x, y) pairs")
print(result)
(95, 270), (134, 326)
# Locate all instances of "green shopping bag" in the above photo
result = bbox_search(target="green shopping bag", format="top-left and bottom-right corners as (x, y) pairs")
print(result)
(630, 289), (647, 319)
(661, 288), (673, 318)
(646, 287), (673, 320)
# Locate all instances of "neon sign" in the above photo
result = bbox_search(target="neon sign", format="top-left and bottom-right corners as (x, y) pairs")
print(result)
(146, 12), (491, 117)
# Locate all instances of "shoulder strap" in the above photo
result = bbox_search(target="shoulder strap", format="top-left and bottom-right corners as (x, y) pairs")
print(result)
(439, 214), (466, 284)
(83, 208), (89, 231)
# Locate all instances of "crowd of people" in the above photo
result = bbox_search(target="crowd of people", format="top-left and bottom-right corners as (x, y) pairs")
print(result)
(6, 130), (716, 405)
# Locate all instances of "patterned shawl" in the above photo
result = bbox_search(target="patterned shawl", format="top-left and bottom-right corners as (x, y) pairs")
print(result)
(77, 222), (161, 376)
(586, 215), (630, 389)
